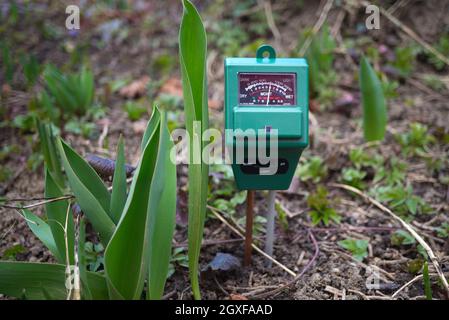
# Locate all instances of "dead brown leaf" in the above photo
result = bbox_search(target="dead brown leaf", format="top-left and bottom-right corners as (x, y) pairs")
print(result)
(159, 77), (183, 97)
(119, 75), (150, 99)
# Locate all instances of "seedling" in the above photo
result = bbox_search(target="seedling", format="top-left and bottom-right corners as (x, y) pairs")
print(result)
(43, 65), (94, 117)
(371, 183), (431, 219)
(123, 100), (148, 121)
(338, 238), (369, 262)
(396, 122), (435, 156)
(341, 167), (367, 189)
(297, 155), (328, 183)
(307, 186), (340, 226)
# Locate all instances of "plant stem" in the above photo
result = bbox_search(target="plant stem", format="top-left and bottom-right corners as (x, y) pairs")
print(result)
(265, 190), (277, 268)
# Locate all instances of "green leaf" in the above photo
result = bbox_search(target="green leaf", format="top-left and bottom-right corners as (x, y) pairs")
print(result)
(179, 0), (209, 300)
(104, 109), (162, 300)
(110, 135), (127, 224)
(423, 261), (432, 300)
(141, 107), (161, 151)
(45, 169), (74, 265)
(338, 238), (369, 261)
(22, 209), (61, 262)
(36, 119), (64, 188)
(147, 111), (177, 300)
(359, 56), (387, 142)
(57, 139), (115, 244)
(0, 261), (108, 300)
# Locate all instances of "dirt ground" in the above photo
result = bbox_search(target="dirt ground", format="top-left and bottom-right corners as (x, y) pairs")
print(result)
(1, 0), (448, 300)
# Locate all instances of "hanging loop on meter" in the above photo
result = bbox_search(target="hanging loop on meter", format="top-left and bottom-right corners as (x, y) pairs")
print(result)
(256, 45), (276, 62)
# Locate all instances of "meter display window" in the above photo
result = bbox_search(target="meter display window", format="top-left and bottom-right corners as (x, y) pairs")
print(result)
(238, 73), (296, 106)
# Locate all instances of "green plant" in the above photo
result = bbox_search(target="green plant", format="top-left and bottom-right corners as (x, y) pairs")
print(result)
(167, 248), (189, 278)
(371, 184), (431, 218)
(391, 230), (416, 246)
(422, 261), (432, 300)
(297, 156), (328, 183)
(302, 25), (338, 109)
(84, 242), (105, 272)
(437, 222), (449, 238)
(0, 108), (177, 300)
(428, 33), (449, 71)
(123, 101), (148, 121)
(391, 46), (418, 77)
(341, 167), (366, 189)
(373, 157), (407, 185)
(179, 0), (209, 300)
(21, 54), (41, 88)
(307, 186), (341, 226)
(396, 122), (435, 156)
(43, 65), (94, 117)
(1, 42), (14, 84)
(359, 56), (387, 142)
(338, 238), (369, 261)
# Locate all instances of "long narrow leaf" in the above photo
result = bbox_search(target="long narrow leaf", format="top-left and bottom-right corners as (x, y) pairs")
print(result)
(110, 135), (127, 224)
(104, 109), (162, 299)
(359, 56), (387, 142)
(0, 261), (108, 300)
(147, 111), (177, 300)
(45, 169), (74, 265)
(22, 209), (61, 262)
(179, 0), (209, 300)
(36, 119), (64, 188)
(141, 107), (161, 151)
(57, 139), (115, 244)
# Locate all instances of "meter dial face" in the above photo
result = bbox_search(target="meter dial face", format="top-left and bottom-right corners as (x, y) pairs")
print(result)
(238, 73), (296, 106)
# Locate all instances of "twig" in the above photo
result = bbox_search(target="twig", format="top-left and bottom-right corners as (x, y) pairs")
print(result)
(208, 205), (296, 277)
(298, 0), (334, 56)
(261, 0), (282, 51)
(1, 195), (74, 210)
(330, 183), (449, 297)
(391, 273), (437, 299)
(1, 178), (133, 210)
(360, 0), (449, 67)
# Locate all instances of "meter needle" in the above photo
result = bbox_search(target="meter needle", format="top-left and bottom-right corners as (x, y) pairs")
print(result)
(266, 83), (271, 106)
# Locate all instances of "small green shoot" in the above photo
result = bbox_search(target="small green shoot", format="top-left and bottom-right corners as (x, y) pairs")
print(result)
(123, 101), (148, 121)
(297, 156), (328, 183)
(307, 186), (340, 226)
(396, 122), (435, 156)
(422, 261), (432, 300)
(338, 238), (369, 262)
(359, 56), (387, 142)
(341, 167), (367, 189)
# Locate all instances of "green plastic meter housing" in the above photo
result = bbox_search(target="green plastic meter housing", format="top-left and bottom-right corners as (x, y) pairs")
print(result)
(225, 45), (309, 190)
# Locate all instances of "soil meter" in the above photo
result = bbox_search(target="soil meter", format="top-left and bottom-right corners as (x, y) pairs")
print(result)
(225, 45), (309, 190)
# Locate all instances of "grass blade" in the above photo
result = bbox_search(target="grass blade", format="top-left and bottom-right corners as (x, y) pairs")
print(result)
(179, 0), (209, 300)
(359, 56), (387, 142)
(110, 135), (127, 224)
(423, 261), (433, 300)
(57, 139), (115, 244)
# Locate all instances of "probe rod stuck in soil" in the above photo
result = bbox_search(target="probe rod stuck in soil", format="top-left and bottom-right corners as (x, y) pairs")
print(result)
(244, 190), (255, 267)
(265, 190), (277, 268)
